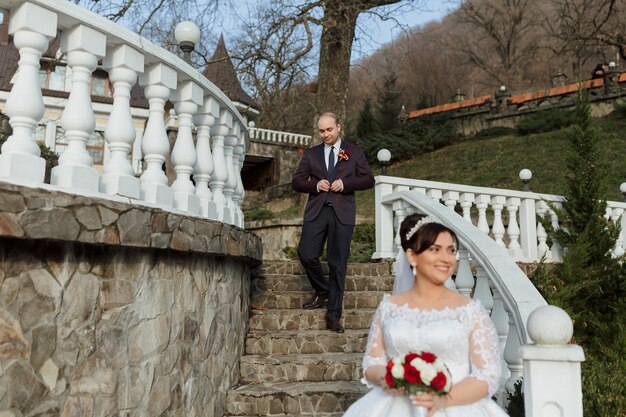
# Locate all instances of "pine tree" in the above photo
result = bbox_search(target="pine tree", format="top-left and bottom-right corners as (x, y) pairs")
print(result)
(376, 71), (402, 132)
(355, 97), (379, 140)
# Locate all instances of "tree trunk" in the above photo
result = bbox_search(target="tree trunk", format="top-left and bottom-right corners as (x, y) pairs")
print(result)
(316, 4), (359, 125)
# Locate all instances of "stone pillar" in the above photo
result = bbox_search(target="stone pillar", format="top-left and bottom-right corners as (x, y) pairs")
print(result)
(0, 3), (57, 183)
(170, 81), (203, 215)
(521, 305), (584, 417)
(193, 96), (220, 220)
(51, 25), (106, 191)
(372, 180), (395, 259)
(138, 63), (177, 207)
(209, 109), (233, 222)
(100, 44), (144, 198)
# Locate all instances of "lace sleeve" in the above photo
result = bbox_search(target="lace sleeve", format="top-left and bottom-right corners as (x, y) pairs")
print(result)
(360, 297), (389, 387)
(468, 300), (502, 397)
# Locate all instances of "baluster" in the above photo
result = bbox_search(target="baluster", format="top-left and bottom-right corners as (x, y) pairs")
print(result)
(209, 109), (233, 221)
(519, 195), (539, 261)
(548, 204), (563, 262)
(138, 63), (176, 206)
(506, 197), (523, 259)
(503, 309), (524, 403)
(489, 279), (510, 405)
(232, 131), (246, 227)
(393, 199), (409, 253)
(443, 191), (459, 211)
(535, 200), (551, 260)
(455, 245), (474, 297)
(0, 3), (57, 183)
(460, 193), (475, 224)
(427, 189), (442, 203)
(51, 25), (106, 191)
(491, 196), (506, 248)
(193, 97), (220, 219)
(100, 44), (144, 198)
(604, 206), (612, 220)
(473, 265), (493, 313)
(476, 194), (491, 235)
(222, 122), (240, 225)
(170, 81), (203, 214)
(611, 207), (625, 257)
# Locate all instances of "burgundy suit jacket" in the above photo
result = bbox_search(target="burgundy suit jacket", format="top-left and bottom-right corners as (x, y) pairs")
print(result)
(292, 141), (375, 225)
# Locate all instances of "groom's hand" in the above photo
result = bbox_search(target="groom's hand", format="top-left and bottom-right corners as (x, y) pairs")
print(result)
(317, 179), (331, 192)
(330, 179), (344, 192)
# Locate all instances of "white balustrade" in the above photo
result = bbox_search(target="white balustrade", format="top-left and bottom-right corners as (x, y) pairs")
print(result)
(0, 3), (57, 183)
(209, 109), (233, 222)
(535, 200), (551, 260)
(138, 63), (176, 207)
(490, 196), (506, 247)
(223, 122), (240, 225)
(459, 192), (474, 223)
(443, 190), (458, 211)
(233, 136), (246, 227)
(51, 24), (106, 191)
(473, 265), (493, 312)
(506, 197), (523, 258)
(475, 194), (491, 235)
(521, 306), (584, 417)
(193, 97), (220, 220)
(455, 246), (474, 297)
(170, 81), (202, 215)
(247, 125), (312, 147)
(100, 44), (144, 198)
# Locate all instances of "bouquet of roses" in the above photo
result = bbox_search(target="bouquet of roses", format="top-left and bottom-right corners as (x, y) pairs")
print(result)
(385, 351), (452, 396)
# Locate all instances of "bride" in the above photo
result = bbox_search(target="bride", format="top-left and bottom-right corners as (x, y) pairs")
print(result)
(343, 214), (509, 417)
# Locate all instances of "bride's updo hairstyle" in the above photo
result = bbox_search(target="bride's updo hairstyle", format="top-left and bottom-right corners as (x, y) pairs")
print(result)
(400, 213), (458, 254)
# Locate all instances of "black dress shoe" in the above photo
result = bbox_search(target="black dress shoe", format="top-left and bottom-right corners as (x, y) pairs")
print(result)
(302, 294), (327, 309)
(326, 319), (345, 333)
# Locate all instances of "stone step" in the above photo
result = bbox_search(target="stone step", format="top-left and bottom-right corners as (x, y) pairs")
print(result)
(245, 329), (368, 355)
(225, 381), (368, 416)
(255, 260), (393, 278)
(248, 309), (375, 331)
(251, 291), (384, 310)
(240, 352), (363, 383)
(252, 275), (394, 292)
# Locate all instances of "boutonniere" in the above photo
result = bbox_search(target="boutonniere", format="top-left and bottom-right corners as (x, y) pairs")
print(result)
(338, 148), (350, 161)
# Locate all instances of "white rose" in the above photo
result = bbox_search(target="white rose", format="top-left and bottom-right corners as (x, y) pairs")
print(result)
(420, 364), (437, 385)
(391, 363), (404, 379)
(410, 358), (426, 370)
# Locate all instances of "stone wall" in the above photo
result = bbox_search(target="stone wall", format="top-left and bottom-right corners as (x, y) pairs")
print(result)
(0, 182), (262, 417)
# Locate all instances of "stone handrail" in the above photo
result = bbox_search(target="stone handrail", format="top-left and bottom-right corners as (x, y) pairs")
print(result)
(373, 176), (626, 263)
(0, 0), (248, 227)
(248, 124), (312, 147)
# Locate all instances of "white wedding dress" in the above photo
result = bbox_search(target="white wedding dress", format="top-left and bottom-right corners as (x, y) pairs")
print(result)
(343, 294), (509, 417)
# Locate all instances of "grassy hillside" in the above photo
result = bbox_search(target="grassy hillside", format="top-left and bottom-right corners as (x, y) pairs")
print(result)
(356, 118), (626, 218)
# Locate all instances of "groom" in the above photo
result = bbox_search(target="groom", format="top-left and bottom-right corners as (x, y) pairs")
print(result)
(292, 112), (375, 333)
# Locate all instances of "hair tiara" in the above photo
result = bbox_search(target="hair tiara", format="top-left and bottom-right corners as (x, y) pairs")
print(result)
(405, 215), (435, 241)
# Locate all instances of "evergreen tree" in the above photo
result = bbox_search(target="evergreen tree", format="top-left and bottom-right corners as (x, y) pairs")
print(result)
(376, 71), (402, 132)
(537, 87), (625, 416)
(355, 97), (379, 140)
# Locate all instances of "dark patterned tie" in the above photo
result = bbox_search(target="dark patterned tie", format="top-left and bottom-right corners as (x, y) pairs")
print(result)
(328, 145), (335, 181)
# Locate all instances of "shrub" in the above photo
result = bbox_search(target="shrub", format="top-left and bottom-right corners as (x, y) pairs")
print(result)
(348, 223), (376, 263)
(469, 126), (517, 141)
(506, 380), (525, 417)
(244, 208), (274, 221)
(516, 108), (576, 135)
(612, 100), (626, 118)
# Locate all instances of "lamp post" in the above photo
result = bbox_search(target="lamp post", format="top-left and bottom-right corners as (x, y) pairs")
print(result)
(519, 168), (532, 192)
(621, 182), (626, 202)
(174, 21), (201, 64)
(377, 149), (391, 175)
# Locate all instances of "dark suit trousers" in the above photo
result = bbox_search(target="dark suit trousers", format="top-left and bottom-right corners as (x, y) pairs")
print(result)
(298, 205), (354, 322)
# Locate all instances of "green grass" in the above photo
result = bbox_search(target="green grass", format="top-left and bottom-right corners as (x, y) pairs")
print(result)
(357, 118), (626, 218)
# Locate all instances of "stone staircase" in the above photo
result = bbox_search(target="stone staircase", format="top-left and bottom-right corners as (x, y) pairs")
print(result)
(225, 260), (394, 417)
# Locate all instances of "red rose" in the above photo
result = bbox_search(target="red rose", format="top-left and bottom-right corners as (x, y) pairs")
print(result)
(405, 352), (419, 363)
(403, 363), (422, 385)
(385, 370), (396, 388)
(386, 360), (394, 370)
(421, 352), (437, 363)
(430, 372), (447, 390)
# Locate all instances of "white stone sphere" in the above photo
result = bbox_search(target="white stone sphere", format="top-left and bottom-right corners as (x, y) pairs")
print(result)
(377, 148), (391, 163)
(527, 305), (573, 345)
(174, 21), (201, 45)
